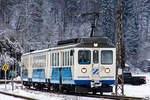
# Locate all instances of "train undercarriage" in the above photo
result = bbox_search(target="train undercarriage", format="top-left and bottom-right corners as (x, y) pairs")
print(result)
(23, 81), (113, 95)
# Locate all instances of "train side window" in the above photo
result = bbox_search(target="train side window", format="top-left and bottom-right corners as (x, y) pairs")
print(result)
(70, 52), (72, 66)
(55, 53), (56, 66)
(70, 50), (74, 56)
(52, 53), (57, 66)
(57, 53), (59, 66)
(63, 52), (64, 66)
(78, 50), (91, 64)
(65, 52), (67, 66)
(93, 50), (99, 64)
(55, 53), (57, 66)
(101, 50), (113, 64)
(68, 51), (69, 66)
(52, 53), (54, 66)
(70, 50), (74, 66)
(50, 54), (51, 66)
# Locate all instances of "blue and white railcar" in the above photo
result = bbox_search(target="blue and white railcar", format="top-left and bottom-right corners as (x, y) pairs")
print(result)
(22, 49), (49, 87)
(22, 37), (116, 94)
(49, 37), (116, 93)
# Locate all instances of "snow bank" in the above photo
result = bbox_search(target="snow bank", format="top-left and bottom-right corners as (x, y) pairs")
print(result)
(0, 83), (112, 100)
(0, 93), (25, 100)
(113, 73), (150, 99)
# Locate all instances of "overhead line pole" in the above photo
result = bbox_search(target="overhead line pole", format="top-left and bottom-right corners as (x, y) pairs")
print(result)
(115, 0), (125, 96)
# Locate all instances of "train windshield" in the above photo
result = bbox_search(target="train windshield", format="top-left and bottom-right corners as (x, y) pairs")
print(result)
(78, 50), (91, 64)
(101, 50), (113, 64)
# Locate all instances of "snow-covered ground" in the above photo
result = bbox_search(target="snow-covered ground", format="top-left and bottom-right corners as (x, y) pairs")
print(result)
(0, 93), (25, 100)
(0, 73), (150, 100)
(123, 73), (150, 99)
(0, 83), (112, 100)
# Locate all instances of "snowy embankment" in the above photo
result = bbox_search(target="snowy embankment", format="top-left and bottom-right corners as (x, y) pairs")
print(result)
(0, 82), (112, 100)
(123, 73), (150, 99)
(0, 93), (25, 100)
(0, 73), (150, 100)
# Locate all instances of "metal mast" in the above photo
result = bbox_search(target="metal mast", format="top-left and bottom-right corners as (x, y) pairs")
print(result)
(115, 0), (125, 96)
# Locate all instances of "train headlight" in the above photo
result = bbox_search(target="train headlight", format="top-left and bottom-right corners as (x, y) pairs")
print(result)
(81, 68), (87, 73)
(105, 68), (110, 73)
(93, 43), (98, 47)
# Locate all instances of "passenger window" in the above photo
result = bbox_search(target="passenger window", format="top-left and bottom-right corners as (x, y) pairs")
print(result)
(52, 53), (54, 66)
(78, 50), (91, 64)
(101, 50), (113, 64)
(62, 52), (64, 66)
(57, 53), (59, 66)
(65, 52), (67, 66)
(93, 50), (99, 64)
(68, 52), (69, 66)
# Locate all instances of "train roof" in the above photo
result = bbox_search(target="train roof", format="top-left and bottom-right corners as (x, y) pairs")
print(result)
(57, 37), (114, 48)
(22, 48), (50, 56)
(22, 37), (115, 56)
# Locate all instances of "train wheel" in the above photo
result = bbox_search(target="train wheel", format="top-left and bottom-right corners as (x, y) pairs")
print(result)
(92, 88), (97, 95)
(100, 91), (103, 95)
(53, 85), (59, 92)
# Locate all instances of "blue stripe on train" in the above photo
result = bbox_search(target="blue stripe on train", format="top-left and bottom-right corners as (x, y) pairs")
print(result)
(101, 80), (116, 85)
(74, 80), (91, 85)
(51, 67), (115, 85)
(51, 68), (60, 83)
(23, 70), (28, 81)
(27, 67), (115, 85)
(62, 67), (74, 84)
(51, 67), (74, 84)
(51, 67), (90, 85)
(28, 78), (32, 82)
(32, 69), (45, 82)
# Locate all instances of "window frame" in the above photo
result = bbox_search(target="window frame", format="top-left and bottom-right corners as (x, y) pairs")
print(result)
(78, 50), (91, 65)
(93, 50), (99, 64)
(101, 50), (113, 65)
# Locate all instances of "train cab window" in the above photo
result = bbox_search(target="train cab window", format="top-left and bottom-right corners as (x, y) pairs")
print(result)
(93, 50), (99, 64)
(101, 50), (113, 64)
(78, 50), (91, 64)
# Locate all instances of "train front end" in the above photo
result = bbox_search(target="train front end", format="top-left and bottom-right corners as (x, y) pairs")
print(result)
(73, 37), (116, 94)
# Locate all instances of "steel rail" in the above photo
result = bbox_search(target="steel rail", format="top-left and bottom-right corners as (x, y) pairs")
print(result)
(0, 90), (37, 100)
(26, 87), (145, 100)
(0, 80), (21, 84)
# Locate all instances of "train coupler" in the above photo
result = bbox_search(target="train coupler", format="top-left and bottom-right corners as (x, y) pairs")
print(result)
(90, 80), (102, 88)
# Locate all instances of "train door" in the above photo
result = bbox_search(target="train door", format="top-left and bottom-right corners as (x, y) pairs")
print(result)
(91, 49), (100, 80)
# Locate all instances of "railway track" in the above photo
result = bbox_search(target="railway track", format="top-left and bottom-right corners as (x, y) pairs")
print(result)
(25, 87), (145, 100)
(0, 90), (37, 100)
(75, 94), (145, 100)
(0, 80), (21, 84)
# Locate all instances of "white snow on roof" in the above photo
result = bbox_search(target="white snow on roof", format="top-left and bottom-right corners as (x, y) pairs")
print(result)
(23, 48), (50, 56)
